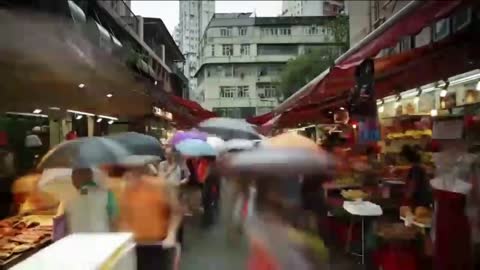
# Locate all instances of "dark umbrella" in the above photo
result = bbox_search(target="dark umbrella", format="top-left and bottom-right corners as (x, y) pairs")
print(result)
(197, 117), (260, 140)
(218, 148), (335, 177)
(37, 137), (130, 169)
(106, 132), (164, 159)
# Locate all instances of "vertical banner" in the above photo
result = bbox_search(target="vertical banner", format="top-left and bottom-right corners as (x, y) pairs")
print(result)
(349, 58), (381, 143)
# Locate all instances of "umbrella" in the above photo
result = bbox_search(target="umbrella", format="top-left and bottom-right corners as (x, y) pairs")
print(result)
(37, 168), (78, 203)
(197, 117), (261, 140)
(219, 148), (335, 177)
(171, 130), (208, 146)
(224, 139), (255, 152)
(37, 137), (130, 169)
(175, 139), (217, 157)
(264, 132), (320, 151)
(107, 132), (164, 159)
(206, 136), (226, 153)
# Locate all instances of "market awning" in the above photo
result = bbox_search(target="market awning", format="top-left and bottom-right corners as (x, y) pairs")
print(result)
(265, 0), (474, 119)
(266, 23), (480, 128)
(249, 0), (472, 124)
(169, 95), (217, 120)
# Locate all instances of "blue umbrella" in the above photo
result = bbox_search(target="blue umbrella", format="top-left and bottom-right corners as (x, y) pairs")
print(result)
(175, 139), (217, 157)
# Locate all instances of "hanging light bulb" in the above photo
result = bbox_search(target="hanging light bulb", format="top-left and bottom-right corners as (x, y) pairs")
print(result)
(378, 105), (384, 113)
(108, 120), (114, 125)
(413, 97), (419, 103)
(440, 89), (447, 97)
(96, 118), (103, 123)
(76, 115), (83, 120)
(430, 109), (438, 117)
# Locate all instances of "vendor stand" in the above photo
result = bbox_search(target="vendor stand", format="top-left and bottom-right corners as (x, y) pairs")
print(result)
(0, 214), (54, 269)
(11, 233), (136, 270)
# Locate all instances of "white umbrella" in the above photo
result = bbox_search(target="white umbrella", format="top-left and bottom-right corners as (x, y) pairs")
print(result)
(206, 136), (226, 153)
(38, 168), (78, 204)
(224, 139), (255, 152)
(38, 168), (108, 203)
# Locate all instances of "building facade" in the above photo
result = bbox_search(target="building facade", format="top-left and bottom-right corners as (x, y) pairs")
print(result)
(196, 13), (345, 118)
(281, 0), (345, 17)
(176, 0), (215, 101)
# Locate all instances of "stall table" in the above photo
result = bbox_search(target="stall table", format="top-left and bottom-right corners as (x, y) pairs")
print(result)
(343, 201), (383, 267)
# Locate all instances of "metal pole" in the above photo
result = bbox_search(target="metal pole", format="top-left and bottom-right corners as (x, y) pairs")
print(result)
(361, 217), (365, 266)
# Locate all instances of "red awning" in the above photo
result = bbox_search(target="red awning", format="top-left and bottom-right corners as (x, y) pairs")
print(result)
(169, 94), (217, 119)
(338, 0), (468, 67)
(269, 0), (473, 117)
(270, 26), (480, 129)
(246, 112), (274, 125)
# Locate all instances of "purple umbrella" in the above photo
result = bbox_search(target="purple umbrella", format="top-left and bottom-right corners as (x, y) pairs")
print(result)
(171, 130), (208, 145)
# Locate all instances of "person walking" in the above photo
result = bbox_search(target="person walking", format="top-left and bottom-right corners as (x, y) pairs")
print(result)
(197, 156), (220, 228)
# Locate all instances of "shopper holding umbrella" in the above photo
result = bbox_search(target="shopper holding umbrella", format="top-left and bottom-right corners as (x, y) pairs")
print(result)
(174, 138), (219, 228)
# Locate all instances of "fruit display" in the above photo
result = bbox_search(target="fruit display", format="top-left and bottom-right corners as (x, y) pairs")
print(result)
(414, 206), (432, 225)
(400, 206), (413, 218)
(341, 189), (368, 201)
(376, 223), (418, 241)
(334, 175), (359, 186)
(386, 129), (432, 140)
(399, 206), (432, 226)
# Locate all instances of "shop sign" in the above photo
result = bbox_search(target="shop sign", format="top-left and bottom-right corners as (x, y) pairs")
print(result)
(152, 106), (173, 121)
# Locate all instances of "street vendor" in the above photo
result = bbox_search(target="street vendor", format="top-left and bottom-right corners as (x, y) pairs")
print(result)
(401, 145), (432, 207)
(64, 167), (118, 233)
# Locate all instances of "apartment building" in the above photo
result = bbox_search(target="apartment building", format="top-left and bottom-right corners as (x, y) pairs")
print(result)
(281, 0), (345, 17)
(348, 0), (420, 52)
(176, 0), (215, 101)
(195, 13), (345, 118)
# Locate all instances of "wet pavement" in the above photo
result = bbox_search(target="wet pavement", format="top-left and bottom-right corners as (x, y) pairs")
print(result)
(180, 217), (248, 270)
(180, 216), (358, 270)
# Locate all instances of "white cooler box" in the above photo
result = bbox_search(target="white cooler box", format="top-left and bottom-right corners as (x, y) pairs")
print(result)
(11, 233), (136, 270)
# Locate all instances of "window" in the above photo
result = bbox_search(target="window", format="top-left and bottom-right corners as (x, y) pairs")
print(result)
(279, 28), (291, 36)
(220, 27), (232, 37)
(306, 26), (318, 35)
(433, 18), (450, 41)
(222, 44), (233, 56)
(239, 27), (247, 36)
(224, 65), (233, 77)
(240, 44), (250, 56)
(261, 27), (291, 36)
(211, 44), (215, 56)
(257, 83), (277, 98)
(257, 44), (298, 56)
(219, 86), (236, 98)
(399, 36), (412, 52)
(414, 26), (432, 48)
(212, 107), (256, 119)
(237, 86), (249, 98)
(452, 7), (471, 31)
